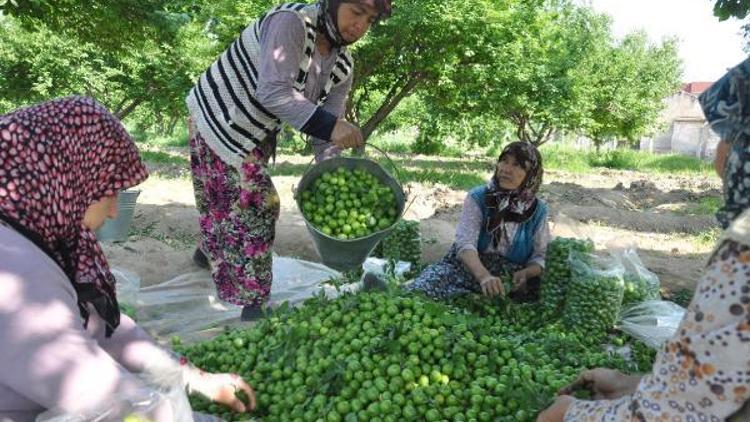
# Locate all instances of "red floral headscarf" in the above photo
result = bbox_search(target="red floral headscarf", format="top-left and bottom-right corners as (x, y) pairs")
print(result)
(0, 96), (148, 336)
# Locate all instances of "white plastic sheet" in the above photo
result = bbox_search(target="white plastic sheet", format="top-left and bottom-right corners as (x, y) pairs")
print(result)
(361, 257), (411, 278)
(617, 300), (687, 349)
(113, 267), (141, 307)
(112, 256), (352, 344)
(36, 387), (188, 422)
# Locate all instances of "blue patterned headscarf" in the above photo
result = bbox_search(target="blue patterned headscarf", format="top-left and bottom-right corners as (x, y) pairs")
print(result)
(699, 57), (750, 228)
(700, 59), (750, 144)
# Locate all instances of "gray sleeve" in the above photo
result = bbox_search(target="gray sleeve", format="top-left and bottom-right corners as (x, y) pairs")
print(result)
(311, 54), (354, 161)
(455, 194), (483, 254)
(255, 12), (319, 130)
(528, 212), (550, 268)
(322, 68), (352, 118)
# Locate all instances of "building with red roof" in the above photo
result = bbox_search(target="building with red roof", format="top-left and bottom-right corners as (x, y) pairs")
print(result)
(640, 81), (720, 159)
(681, 82), (713, 95)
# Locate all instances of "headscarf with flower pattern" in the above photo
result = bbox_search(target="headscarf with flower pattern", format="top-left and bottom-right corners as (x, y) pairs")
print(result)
(0, 96), (148, 337)
(484, 141), (543, 247)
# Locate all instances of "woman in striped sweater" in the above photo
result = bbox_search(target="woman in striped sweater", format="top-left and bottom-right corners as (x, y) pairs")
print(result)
(186, 0), (392, 320)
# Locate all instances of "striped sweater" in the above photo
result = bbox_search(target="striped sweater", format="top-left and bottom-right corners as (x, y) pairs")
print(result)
(186, 3), (353, 168)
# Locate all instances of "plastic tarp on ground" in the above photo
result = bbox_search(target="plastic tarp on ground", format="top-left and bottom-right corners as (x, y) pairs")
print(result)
(114, 256), (356, 344)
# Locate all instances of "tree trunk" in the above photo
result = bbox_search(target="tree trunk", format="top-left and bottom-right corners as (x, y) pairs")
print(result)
(360, 72), (424, 141)
(115, 96), (148, 120)
(510, 113), (531, 143)
(114, 86), (156, 120)
(112, 97), (130, 117)
(167, 113), (180, 135)
(532, 125), (554, 146)
(509, 113), (556, 146)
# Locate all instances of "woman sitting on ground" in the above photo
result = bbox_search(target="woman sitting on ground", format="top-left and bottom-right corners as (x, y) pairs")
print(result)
(0, 97), (255, 421)
(406, 141), (550, 301)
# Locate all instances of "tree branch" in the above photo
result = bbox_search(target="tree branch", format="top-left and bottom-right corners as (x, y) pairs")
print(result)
(361, 72), (424, 140)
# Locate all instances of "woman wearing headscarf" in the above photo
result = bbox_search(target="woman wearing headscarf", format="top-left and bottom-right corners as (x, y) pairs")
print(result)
(406, 142), (550, 301)
(186, 0), (392, 321)
(698, 57), (750, 228)
(536, 58), (750, 422)
(0, 97), (255, 421)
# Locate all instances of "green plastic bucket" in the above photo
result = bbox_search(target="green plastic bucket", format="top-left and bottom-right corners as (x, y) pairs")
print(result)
(295, 156), (406, 271)
(96, 189), (140, 242)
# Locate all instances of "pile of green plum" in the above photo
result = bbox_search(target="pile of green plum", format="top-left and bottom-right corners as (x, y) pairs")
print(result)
(540, 237), (595, 316)
(175, 290), (655, 421)
(373, 220), (421, 266)
(300, 167), (399, 240)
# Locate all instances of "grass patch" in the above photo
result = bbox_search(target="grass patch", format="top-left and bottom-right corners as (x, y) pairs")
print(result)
(541, 145), (714, 175)
(135, 127), (713, 186)
(588, 149), (712, 174)
(139, 150), (189, 166)
(364, 133), (713, 176)
(128, 123), (189, 148)
(366, 128), (472, 157)
(676, 196), (723, 216)
(637, 154), (713, 174)
(691, 226), (723, 249)
(538, 144), (594, 173)
(271, 155), (490, 190)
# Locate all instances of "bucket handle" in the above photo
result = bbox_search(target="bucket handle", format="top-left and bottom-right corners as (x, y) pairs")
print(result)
(292, 154), (319, 199)
(356, 144), (419, 219)
(354, 144), (404, 189)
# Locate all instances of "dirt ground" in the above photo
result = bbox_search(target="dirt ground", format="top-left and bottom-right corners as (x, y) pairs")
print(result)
(103, 153), (722, 294)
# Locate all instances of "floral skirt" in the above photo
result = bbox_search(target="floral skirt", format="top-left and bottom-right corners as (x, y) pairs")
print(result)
(405, 245), (539, 302)
(189, 132), (280, 307)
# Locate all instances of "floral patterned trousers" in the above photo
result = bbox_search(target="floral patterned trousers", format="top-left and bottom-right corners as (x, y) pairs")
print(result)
(189, 130), (280, 307)
(405, 245), (540, 302)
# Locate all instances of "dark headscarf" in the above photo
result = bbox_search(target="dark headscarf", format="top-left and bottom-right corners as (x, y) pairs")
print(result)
(699, 57), (750, 228)
(319, 0), (392, 48)
(485, 141), (543, 247)
(0, 96), (148, 336)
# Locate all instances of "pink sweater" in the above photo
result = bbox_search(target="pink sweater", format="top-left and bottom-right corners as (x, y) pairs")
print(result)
(0, 223), (172, 421)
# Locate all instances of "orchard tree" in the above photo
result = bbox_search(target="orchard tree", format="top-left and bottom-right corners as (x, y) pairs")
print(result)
(0, 0), (191, 50)
(713, 0), (750, 20)
(414, 0), (613, 147)
(366, 0), (680, 151)
(578, 32), (682, 150)
(347, 0), (499, 140)
(483, 2), (612, 146)
(0, 0), (204, 126)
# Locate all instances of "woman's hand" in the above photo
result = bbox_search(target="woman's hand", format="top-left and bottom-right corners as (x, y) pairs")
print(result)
(536, 395), (574, 422)
(209, 373), (256, 413)
(479, 275), (505, 297)
(186, 371), (257, 413)
(512, 268), (528, 291)
(331, 119), (364, 149)
(558, 368), (641, 400)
